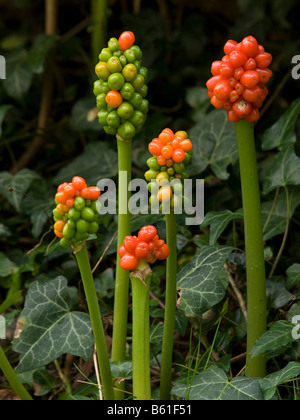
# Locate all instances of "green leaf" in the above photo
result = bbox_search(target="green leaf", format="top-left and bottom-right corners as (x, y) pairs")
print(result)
(177, 245), (233, 316)
(259, 362), (300, 400)
(110, 361), (133, 381)
(266, 277), (292, 309)
(261, 187), (300, 240)
(188, 109), (238, 179)
(286, 263), (300, 290)
(28, 33), (58, 74)
(171, 365), (263, 400)
(0, 105), (11, 138)
(13, 276), (94, 373)
(263, 145), (300, 194)
(0, 169), (39, 212)
(261, 98), (300, 151)
(201, 208), (243, 245)
(54, 142), (118, 186)
(251, 320), (295, 358)
(3, 49), (33, 99)
(0, 253), (17, 277)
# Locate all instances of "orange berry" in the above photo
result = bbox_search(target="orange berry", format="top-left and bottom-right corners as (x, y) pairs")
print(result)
(179, 139), (192, 152)
(118, 31), (135, 51)
(106, 90), (123, 108)
(174, 130), (188, 140)
(54, 229), (64, 238)
(157, 155), (167, 166)
(161, 144), (173, 159)
(172, 148), (186, 163)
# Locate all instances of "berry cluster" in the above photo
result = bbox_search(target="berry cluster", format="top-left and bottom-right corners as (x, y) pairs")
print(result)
(144, 128), (193, 209)
(118, 225), (170, 271)
(53, 176), (101, 248)
(94, 31), (149, 140)
(206, 36), (272, 122)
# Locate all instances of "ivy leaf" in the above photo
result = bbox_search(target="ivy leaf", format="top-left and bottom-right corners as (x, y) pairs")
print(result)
(261, 187), (300, 240)
(201, 208), (243, 245)
(259, 362), (300, 400)
(188, 109), (238, 179)
(251, 320), (295, 358)
(266, 277), (293, 309)
(13, 276), (94, 373)
(0, 169), (40, 212)
(177, 245), (233, 316)
(69, 98), (101, 132)
(3, 49), (33, 99)
(263, 145), (300, 194)
(54, 142), (118, 186)
(286, 263), (300, 290)
(0, 253), (17, 277)
(171, 365), (263, 400)
(261, 98), (300, 151)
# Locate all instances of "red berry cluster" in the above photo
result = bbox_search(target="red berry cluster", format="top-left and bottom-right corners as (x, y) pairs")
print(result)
(206, 36), (273, 122)
(118, 225), (170, 271)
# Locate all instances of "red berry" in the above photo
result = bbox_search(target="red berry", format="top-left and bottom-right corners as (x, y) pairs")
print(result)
(120, 253), (139, 271)
(138, 225), (157, 242)
(240, 36), (259, 57)
(232, 99), (252, 118)
(256, 67), (273, 83)
(230, 90), (239, 103)
(229, 50), (248, 68)
(240, 70), (259, 89)
(213, 80), (232, 100)
(235, 82), (245, 95)
(242, 85), (263, 102)
(244, 58), (257, 70)
(211, 60), (222, 76)
(211, 95), (226, 109)
(219, 63), (234, 79)
(156, 243), (170, 260)
(149, 139), (163, 156)
(118, 31), (135, 51)
(224, 40), (238, 55)
(244, 107), (260, 122)
(135, 241), (150, 259)
(233, 67), (244, 80)
(227, 109), (240, 122)
(118, 245), (127, 258)
(206, 75), (223, 91)
(254, 52), (272, 68)
(72, 176), (87, 191)
(124, 235), (139, 253)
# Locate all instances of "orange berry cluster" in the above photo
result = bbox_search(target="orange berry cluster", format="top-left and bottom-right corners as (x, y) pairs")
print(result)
(148, 128), (192, 167)
(206, 36), (273, 122)
(118, 225), (170, 271)
(53, 176), (101, 248)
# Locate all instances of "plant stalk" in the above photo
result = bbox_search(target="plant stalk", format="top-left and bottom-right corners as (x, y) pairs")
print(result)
(234, 119), (267, 378)
(91, 0), (107, 65)
(74, 243), (115, 400)
(111, 136), (132, 398)
(130, 260), (152, 400)
(160, 212), (177, 399)
(0, 346), (33, 400)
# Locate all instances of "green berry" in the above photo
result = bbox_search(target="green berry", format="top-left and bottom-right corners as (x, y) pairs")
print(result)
(107, 110), (121, 128)
(95, 62), (111, 80)
(173, 162), (185, 174)
(53, 208), (63, 220)
(147, 156), (161, 171)
(74, 196), (86, 211)
(60, 237), (72, 248)
(63, 223), (75, 239)
(139, 84), (148, 98)
(117, 102), (134, 119)
(122, 63), (138, 81)
(88, 222), (99, 234)
(76, 219), (90, 233)
(139, 66), (148, 81)
(147, 181), (159, 194)
(124, 49), (136, 63)
(98, 110), (109, 126)
(68, 207), (81, 221)
(99, 48), (112, 62)
(104, 126), (117, 135)
(107, 73), (125, 91)
(107, 56), (123, 73)
(119, 55), (127, 67)
(108, 37), (120, 52)
(144, 169), (159, 182)
(129, 110), (145, 127)
(131, 74), (144, 91)
(184, 152), (192, 165)
(129, 92), (142, 109)
(96, 93), (107, 110)
(138, 99), (149, 114)
(120, 82), (135, 100)
(81, 207), (95, 223)
(130, 45), (142, 61)
(117, 121), (136, 140)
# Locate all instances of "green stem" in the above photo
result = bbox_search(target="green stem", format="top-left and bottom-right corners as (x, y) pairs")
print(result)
(234, 119), (267, 378)
(74, 243), (115, 400)
(91, 0), (107, 65)
(111, 136), (132, 398)
(0, 346), (33, 400)
(130, 260), (152, 400)
(160, 212), (177, 399)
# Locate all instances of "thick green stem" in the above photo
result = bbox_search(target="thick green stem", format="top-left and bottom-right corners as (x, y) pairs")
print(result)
(74, 243), (115, 400)
(111, 137), (132, 398)
(160, 212), (177, 399)
(130, 260), (152, 400)
(234, 119), (267, 378)
(0, 346), (33, 400)
(91, 0), (107, 65)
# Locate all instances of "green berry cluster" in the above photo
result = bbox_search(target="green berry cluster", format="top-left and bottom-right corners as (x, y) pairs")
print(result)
(94, 31), (149, 140)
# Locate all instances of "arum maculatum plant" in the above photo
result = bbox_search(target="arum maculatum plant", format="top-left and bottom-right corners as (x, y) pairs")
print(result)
(118, 225), (169, 400)
(145, 128), (193, 399)
(93, 31), (149, 378)
(207, 35), (273, 378)
(53, 177), (115, 400)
